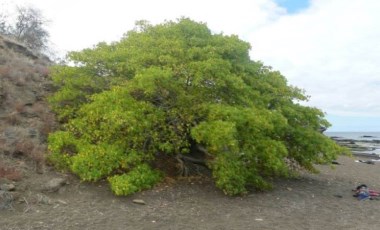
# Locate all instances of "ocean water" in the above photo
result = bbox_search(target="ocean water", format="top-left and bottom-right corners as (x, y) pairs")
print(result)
(324, 132), (380, 155)
(324, 132), (380, 141)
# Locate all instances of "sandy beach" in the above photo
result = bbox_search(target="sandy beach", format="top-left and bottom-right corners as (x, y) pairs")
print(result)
(1, 155), (380, 230)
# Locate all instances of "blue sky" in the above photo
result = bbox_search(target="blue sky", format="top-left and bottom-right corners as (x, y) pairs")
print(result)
(272, 0), (380, 132)
(326, 115), (380, 132)
(4, 0), (380, 132)
(274, 0), (310, 13)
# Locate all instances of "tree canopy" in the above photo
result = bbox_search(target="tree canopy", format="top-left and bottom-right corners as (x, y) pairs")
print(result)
(0, 5), (49, 52)
(48, 18), (345, 196)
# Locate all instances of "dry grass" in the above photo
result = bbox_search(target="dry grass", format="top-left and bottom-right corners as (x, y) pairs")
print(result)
(4, 112), (22, 126)
(38, 112), (56, 139)
(31, 145), (46, 173)
(14, 76), (27, 86)
(31, 102), (47, 116)
(14, 101), (26, 113)
(0, 66), (11, 78)
(14, 139), (35, 157)
(0, 54), (7, 65)
(0, 36), (52, 175)
(31, 146), (45, 162)
(13, 139), (46, 172)
(34, 65), (50, 78)
(0, 82), (10, 104)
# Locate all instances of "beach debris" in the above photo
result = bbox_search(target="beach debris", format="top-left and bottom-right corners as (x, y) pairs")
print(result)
(57, 199), (68, 205)
(331, 160), (341, 165)
(132, 199), (146, 205)
(36, 193), (53, 205)
(352, 184), (380, 201)
(355, 160), (375, 165)
(0, 183), (16, 191)
(333, 194), (343, 198)
(42, 177), (67, 192)
(255, 218), (263, 221)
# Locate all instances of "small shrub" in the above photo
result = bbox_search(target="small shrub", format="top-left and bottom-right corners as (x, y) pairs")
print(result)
(1, 86), (13, 106)
(47, 151), (72, 171)
(108, 164), (162, 196)
(31, 145), (45, 163)
(35, 65), (50, 78)
(14, 101), (25, 113)
(0, 163), (23, 181)
(31, 145), (46, 173)
(0, 66), (11, 78)
(70, 144), (126, 181)
(0, 55), (7, 65)
(14, 75), (27, 86)
(5, 112), (21, 125)
(47, 131), (77, 170)
(38, 113), (56, 140)
(31, 102), (47, 116)
(14, 139), (35, 157)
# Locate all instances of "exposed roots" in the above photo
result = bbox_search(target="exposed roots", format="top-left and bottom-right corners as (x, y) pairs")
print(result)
(175, 154), (209, 177)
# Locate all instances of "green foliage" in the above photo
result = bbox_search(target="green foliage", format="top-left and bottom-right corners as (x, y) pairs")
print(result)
(47, 131), (76, 170)
(190, 105), (289, 195)
(48, 18), (345, 196)
(108, 164), (162, 196)
(70, 144), (126, 181)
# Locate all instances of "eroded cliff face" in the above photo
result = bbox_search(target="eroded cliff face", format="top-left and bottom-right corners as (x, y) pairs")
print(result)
(0, 35), (55, 173)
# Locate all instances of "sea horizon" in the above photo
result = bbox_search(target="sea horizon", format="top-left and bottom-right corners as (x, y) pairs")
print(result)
(324, 131), (380, 141)
(324, 131), (380, 155)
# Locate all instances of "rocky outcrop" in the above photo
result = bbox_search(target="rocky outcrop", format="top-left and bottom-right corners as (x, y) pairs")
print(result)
(330, 136), (380, 159)
(1, 36), (38, 60)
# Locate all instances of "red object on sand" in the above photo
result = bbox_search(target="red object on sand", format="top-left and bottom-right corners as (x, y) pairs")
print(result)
(369, 190), (379, 197)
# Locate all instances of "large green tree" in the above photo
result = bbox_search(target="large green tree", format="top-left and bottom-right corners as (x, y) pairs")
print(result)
(48, 18), (344, 195)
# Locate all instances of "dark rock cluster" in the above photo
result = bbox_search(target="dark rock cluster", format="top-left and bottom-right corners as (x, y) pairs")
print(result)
(330, 136), (380, 158)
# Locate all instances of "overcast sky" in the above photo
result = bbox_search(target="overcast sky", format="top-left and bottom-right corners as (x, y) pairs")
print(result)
(3, 0), (380, 132)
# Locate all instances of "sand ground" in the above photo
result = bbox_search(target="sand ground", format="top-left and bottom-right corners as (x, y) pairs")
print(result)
(1, 155), (380, 230)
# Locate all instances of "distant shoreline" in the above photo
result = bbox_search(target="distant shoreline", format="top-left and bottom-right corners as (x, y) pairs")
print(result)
(325, 131), (380, 157)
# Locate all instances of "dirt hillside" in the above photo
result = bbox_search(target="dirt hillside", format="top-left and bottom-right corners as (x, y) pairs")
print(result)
(0, 35), (54, 163)
(0, 34), (60, 208)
